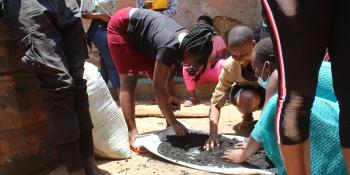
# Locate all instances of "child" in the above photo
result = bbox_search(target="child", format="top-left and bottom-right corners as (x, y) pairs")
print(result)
(204, 26), (265, 151)
(222, 38), (345, 175)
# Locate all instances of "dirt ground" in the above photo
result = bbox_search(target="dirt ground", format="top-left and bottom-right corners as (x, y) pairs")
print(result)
(48, 101), (261, 175)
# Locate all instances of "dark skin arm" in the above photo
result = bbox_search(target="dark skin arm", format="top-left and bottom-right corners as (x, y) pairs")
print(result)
(203, 104), (221, 151)
(153, 60), (188, 136)
(222, 70), (278, 164)
(222, 136), (262, 163)
(81, 13), (111, 22)
(167, 69), (180, 111)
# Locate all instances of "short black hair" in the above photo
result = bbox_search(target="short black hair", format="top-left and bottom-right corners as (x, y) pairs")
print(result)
(227, 26), (254, 48)
(254, 37), (274, 63)
(197, 15), (213, 27)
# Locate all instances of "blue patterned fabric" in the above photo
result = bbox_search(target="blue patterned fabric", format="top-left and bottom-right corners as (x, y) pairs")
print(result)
(251, 62), (346, 174)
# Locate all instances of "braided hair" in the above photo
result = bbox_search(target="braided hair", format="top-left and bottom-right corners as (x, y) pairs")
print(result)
(179, 24), (214, 82)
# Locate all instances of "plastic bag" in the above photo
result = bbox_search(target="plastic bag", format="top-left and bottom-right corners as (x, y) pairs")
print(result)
(83, 62), (131, 159)
(95, 0), (119, 16)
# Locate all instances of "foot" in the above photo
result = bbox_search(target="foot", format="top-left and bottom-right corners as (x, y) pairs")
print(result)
(183, 97), (200, 107)
(83, 157), (110, 175)
(129, 135), (148, 154)
(238, 114), (255, 133)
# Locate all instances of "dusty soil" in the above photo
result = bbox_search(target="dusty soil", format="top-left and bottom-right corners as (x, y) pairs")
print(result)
(48, 101), (262, 175)
(158, 133), (273, 169)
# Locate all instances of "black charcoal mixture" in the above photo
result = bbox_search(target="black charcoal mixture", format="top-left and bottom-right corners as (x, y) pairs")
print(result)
(158, 133), (274, 169)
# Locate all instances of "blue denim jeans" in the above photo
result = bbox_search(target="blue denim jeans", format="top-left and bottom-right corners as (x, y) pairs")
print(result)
(92, 25), (120, 90)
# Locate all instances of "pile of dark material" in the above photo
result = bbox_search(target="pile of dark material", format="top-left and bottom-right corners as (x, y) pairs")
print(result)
(158, 133), (274, 169)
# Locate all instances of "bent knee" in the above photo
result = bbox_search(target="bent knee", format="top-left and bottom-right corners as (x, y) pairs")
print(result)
(120, 74), (138, 90)
(236, 91), (260, 112)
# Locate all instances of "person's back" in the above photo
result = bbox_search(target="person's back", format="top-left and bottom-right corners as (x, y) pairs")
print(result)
(251, 62), (346, 174)
(126, 8), (186, 64)
(255, 95), (345, 174)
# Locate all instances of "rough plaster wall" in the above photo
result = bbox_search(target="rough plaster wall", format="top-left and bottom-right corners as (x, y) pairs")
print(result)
(173, 0), (262, 28)
(114, 0), (262, 29)
(84, 0), (262, 65)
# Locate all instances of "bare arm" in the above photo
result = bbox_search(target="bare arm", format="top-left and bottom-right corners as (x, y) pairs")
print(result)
(203, 104), (221, 151)
(167, 70), (180, 111)
(209, 104), (221, 136)
(204, 61), (233, 150)
(81, 13), (110, 22)
(153, 60), (188, 135)
(222, 136), (262, 163)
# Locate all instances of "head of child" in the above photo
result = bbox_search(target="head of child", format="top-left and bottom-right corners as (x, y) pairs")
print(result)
(197, 15), (213, 27)
(249, 38), (276, 85)
(228, 26), (256, 65)
(180, 24), (214, 81)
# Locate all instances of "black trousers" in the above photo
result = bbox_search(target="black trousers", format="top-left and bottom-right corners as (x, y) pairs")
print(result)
(262, 0), (350, 147)
(4, 0), (93, 144)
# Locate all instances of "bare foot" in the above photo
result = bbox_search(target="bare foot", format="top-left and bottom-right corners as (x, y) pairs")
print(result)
(129, 135), (147, 153)
(238, 114), (255, 133)
(128, 130), (139, 147)
(222, 149), (245, 164)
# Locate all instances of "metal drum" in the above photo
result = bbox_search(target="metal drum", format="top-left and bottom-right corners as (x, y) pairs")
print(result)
(0, 20), (59, 175)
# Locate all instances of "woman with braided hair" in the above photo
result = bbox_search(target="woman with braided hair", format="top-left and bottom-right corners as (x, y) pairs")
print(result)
(107, 7), (214, 152)
(183, 15), (227, 107)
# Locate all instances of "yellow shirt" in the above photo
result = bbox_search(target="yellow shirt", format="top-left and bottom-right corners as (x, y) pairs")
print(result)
(210, 56), (259, 108)
(145, 0), (169, 10)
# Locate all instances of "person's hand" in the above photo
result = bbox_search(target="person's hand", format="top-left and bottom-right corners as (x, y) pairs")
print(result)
(222, 149), (245, 164)
(168, 95), (180, 111)
(203, 133), (220, 151)
(170, 120), (188, 136)
(234, 141), (247, 149)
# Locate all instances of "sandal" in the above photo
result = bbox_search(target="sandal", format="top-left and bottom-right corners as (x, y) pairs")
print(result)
(183, 97), (200, 107)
